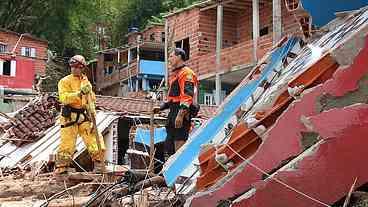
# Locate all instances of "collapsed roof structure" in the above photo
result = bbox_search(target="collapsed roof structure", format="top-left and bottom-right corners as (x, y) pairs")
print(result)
(2, 1), (368, 206)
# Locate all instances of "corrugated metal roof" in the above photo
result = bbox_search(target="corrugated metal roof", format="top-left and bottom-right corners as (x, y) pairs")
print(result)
(0, 111), (119, 168)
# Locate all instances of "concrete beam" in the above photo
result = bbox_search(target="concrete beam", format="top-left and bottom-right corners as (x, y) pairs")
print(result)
(215, 3), (223, 105)
(273, 0), (282, 45)
(252, 0), (260, 62)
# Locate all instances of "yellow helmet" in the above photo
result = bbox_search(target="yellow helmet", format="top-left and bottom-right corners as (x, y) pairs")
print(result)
(69, 55), (87, 68)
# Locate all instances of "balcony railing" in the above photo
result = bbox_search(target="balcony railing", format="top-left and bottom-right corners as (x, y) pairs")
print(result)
(190, 34), (273, 78)
(97, 61), (138, 89)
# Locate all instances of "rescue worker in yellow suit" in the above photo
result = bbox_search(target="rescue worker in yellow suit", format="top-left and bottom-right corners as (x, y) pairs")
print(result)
(54, 55), (105, 175)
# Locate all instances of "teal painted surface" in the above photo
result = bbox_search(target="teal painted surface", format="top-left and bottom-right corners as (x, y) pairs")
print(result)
(301, 0), (368, 27)
(139, 60), (165, 76)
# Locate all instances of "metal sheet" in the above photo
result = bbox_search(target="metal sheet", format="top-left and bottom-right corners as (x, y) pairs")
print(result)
(0, 111), (119, 168)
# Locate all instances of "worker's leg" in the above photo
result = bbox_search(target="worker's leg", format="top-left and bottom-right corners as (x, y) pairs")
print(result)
(55, 117), (78, 174)
(79, 121), (105, 171)
(174, 140), (186, 151)
(173, 122), (190, 152)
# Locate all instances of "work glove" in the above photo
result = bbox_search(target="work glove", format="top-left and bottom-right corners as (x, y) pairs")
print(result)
(175, 109), (186, 128)
(80, 83), (92, 95)
(153, 102), (169, 114)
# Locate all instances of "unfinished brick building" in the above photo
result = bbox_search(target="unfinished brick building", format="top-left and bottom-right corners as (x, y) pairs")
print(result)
(0, 29), (48, 90)
(95, 24), (165, 97)
(165, 0), (302, 105)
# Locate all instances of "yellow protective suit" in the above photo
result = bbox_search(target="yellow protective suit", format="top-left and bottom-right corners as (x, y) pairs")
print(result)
(56, 74), (105, 169)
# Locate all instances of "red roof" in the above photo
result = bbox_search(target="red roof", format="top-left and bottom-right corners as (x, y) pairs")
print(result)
(2, 95), (59, 146)
(1, 95), (216, 146)
(96, 95), (217, 119)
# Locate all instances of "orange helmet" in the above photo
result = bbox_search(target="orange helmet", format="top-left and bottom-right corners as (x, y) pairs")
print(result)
(69, 55), (87, 68)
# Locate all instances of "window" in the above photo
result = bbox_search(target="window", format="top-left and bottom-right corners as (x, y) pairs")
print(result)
(204, 93), (215, 106)
(104, 54), (113, 62)
(0, 44), (7, 53)
(161, 32), (165, 43)
(174, 37), (190, 60)
(260, 27), (269, 36)
(108, 66), (113, 74)
(0, 60), (16, 76)
(150, 33), (155, 41)
(21, 47), (36, 57)
(2, 60), (11, 75)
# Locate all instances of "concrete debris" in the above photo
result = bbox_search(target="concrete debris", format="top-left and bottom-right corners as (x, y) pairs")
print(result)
(3, 2), (368, 207)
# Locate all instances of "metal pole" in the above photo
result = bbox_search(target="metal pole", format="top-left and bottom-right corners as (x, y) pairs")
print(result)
(149, 100), (155, 173)
(164, 19), (169, 88)
(11, 33), (25, 54)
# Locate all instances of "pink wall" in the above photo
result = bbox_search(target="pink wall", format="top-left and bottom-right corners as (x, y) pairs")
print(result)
(0, 57), (35, 89)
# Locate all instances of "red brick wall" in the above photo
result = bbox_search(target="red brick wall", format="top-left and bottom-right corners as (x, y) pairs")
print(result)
(127, 25), (165, 45)
(167, 8), (201, 74)
(166, 1), (301, 81)
(142, 25), (165, 43)
(281, 1), (302, 36)
(96, 60), (138, 90)
(0, 31), (48, 75)
(238, 9), (252, 43)
(128, 33), (140, 45)
(198, 9), (239, 54)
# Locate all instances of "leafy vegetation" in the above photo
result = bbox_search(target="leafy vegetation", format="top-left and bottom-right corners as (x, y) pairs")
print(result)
(0, 0), (199, 58)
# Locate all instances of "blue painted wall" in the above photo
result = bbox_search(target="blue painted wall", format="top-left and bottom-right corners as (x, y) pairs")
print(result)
(301, 0), (368, 27)
(139, 59), (165, 76)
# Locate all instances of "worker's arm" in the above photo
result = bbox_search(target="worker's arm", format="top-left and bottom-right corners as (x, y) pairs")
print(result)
(87, 92), (97, 116)
(175, 70), (197, 128)
(153, 102), (170, 114)
(58, 79), (81, 105)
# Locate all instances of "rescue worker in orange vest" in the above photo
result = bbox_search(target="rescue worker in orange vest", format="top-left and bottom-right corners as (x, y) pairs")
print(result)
(54, 55), (105, 175)
(154, 48), (199, 152)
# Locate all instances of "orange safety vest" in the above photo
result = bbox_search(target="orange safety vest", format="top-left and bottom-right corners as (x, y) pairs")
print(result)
(167, 65), (198, 108)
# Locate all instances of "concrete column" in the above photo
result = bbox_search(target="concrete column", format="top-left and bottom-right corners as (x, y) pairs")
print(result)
(137, 43), (141, 73)
(117, 49), (120, 63)
(127, 49), (132, 63)
(142, 77), (147, 91)
(0, 60), (3, 75)
(273, 0), (282, 45)
(164, 19), (169, 87)
(127, 49), (132, 92)
(252, 0), (260, 62)
(215, 3), (223, 106)
(136, 79), (139, 92)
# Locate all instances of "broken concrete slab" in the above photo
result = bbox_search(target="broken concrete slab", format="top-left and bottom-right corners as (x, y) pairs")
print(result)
(187, 10), (368, 206)
(232, 104), (368, 207)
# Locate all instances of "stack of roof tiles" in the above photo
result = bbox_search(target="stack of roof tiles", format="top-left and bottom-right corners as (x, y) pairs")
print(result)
(0, 95), (216, 147)
(96, 95), (217, 119)
(1, 95), (59, 146)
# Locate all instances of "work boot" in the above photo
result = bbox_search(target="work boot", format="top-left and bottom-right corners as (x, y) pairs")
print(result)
(93, 161), (105, 173)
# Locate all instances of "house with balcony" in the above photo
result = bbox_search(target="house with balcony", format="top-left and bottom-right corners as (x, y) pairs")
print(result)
(164, 0), (302, 105)
(95, 24), (165, 97)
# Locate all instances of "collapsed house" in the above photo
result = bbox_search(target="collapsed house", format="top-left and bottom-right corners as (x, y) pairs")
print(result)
(0, 94), (215, 206)
(2, 0), (368, 207)
(162, 3), (368, 207)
